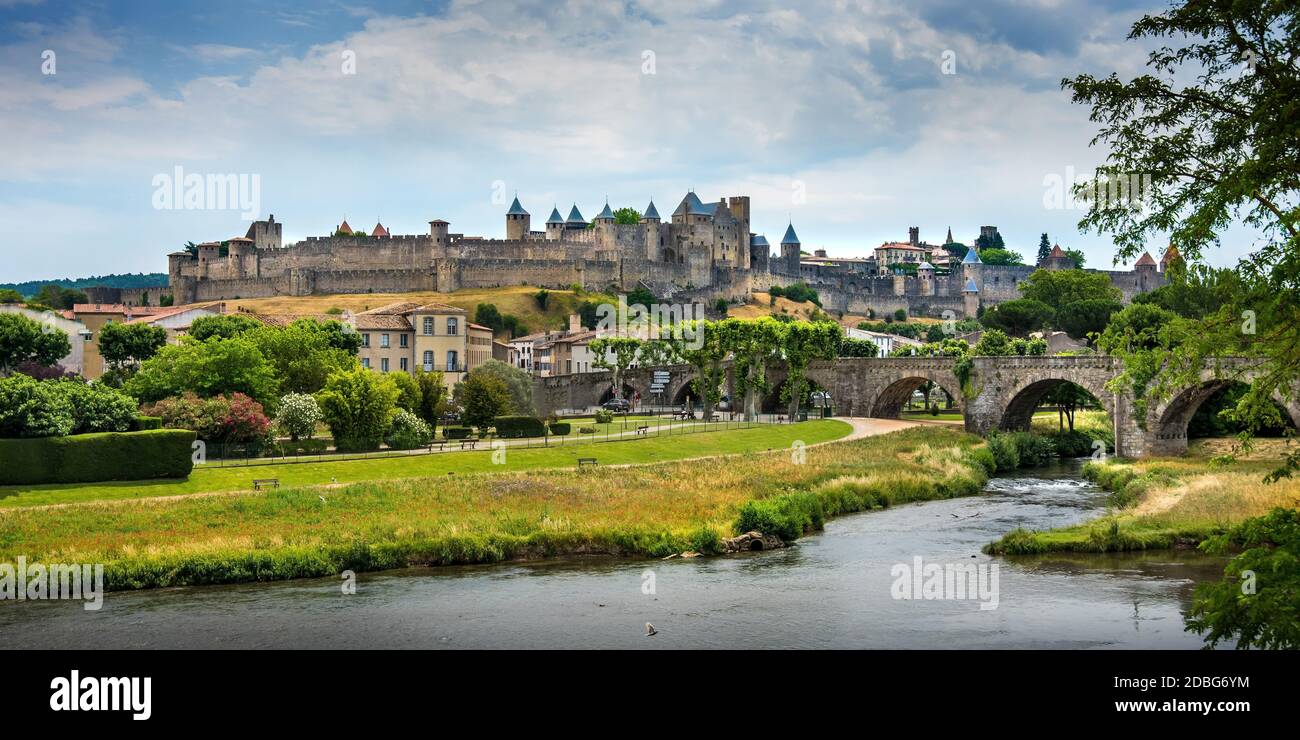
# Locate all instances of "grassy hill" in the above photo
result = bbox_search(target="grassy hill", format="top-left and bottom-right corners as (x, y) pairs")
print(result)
(223, 286), (615, 335)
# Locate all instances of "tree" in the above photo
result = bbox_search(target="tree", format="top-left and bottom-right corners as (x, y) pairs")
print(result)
(125, 335), (279, 410)
(275, 392), (322, 441)
(466, 359), (533, 415)
(98, 321), (167, 373)
(588, 336), (642, 402)
(1041, 383), (1099, 431)
(979, 299), (1054, 337)
(1064, 248), (1086, 268)
(315, 366), (400, 451)
(390, 371), (422, 414)
(474, 303), (504, 332)
(721, 318), (785, 420)
(613, 207), (642, 225)
(838, 336), (879, 358)
(1019, 268), (1122, 313)
(0, 373), (74, 437)
(34, 284), (87, 310)
(0, 313), (70, 376)
(0, 289), (22, 303)
(189, 314), (262, 341)
(248, 321), (358, 395)
(972, 328), (1016, 356)
(779, 321), (840, 418)
(978, 248), (1025, 266)
(414, 369), (447, 426)
(1132, 264), (1234, 318)
(1063, 0), (1300, 476)
(944, 242), (969, 261)
(534, 289), (550, 310)
(672, 320), (727, 421)
(454, 370), (512, 429)
(975, 232), (1005, 251)
(1187, 508), (1300, 649)
(1057, 298), (1124, 341)
(1036, 233), (1052, 265)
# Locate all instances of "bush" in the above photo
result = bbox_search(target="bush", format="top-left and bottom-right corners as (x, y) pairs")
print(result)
(315, 366), (400, 452)
(493, 415), (546, 438)
(0, 429), (196, 485)
(58, 381), (138, 434)
(141, 392), (273, 455)
(386, 410), (434, 450)
(593, 408), (614, 424)
(734, 491), (824, 542)
(133, 415), (162, 431)
(0, 374), (74, 438)
(276, 392), (322, 441)
(1046, 429), (1094, 457)
(578, 425), (597, 434)
(985, 434), (1020, 472)
(271, 437), (330, 456)
(548, 422), (571, 435)
(1009, 432), (1056, 466)
(441, 426), (473, 439)
(964, 446), (997, 476)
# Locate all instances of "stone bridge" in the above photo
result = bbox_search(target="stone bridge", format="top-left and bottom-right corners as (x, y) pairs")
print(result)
(531, 356), (1298, 458)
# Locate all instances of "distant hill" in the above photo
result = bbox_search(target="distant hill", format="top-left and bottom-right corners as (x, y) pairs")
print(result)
(0, 273), (169, 298)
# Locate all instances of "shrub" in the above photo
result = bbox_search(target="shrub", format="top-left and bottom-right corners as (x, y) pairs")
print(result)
(0, 373), (74, 438)
(734, 491), (824, 542)
(0, 429), (196, 485)
(1046, 429), (1093, 457)
(493, 415), (546, 438)
(58, 381), (138, 435)
(133, 415), (162, 430)
(141, 392), (272, 447)
(1009, 432), (1056, 466)
(548, 422), (571, 435)
(578, 425), (597, 434)
(315, 366), (400, 452)
(276, 392), (322, 441)
(964, 446), (997, 476)
(387, 410), (434, 450)
(985, 434), (1020, 472)
(593, 408), (614, 424)
(441, 426), (473, 439)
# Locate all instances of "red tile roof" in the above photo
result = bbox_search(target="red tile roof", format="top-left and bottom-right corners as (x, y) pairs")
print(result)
(1135, 252), (1156, 266)
(338, 219), (352, 234)
(371, 222), (389, 237)
(1049, 244), (1067, 257)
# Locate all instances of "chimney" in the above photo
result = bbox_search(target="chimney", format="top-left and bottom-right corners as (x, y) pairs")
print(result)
(568, 314), (581, 334)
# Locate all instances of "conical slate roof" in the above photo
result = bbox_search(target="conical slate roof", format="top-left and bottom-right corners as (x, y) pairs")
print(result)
(644, 201), (660, 220)
(918, 261), (934, 270)
(596, 201), (615, 220)
(546, 206), (564, 224)
(781, 223), (800, 245)
(962, 247), (982, 264)
(750, 234), (770, 247)
(964, 278), (979, 292)
(506, 196), (529, 216)
(566, 204), (585, 224)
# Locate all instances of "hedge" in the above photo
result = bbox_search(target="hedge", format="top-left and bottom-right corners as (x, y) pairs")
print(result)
(548, 422), (571, 436)
(133, 415), (163, 431)
(442, 426), (473, 439)
(493, 415), (546, 438)
(0, 429), (197, 485)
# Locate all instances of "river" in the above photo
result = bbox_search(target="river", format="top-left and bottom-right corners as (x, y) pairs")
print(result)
(0, 460), (1228, 649)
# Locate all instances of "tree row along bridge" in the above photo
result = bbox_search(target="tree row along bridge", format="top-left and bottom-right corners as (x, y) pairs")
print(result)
(531, 356), (1296, 458)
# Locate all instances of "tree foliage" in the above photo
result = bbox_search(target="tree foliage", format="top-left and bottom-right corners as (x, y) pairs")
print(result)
(315, 366), (400, 451)
(0, 313), (70, 375)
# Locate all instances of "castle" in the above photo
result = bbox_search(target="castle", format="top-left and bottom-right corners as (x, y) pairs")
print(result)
(167, 191), (1174, 318)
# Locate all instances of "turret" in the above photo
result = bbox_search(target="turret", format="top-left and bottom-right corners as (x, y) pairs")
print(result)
(429, 219), (450, 248)
(545, 206), (565, 241)
(963, 278), (980, 318)
(908, 226), (920, 246)
(640, 200), (660, 225)
(505, 196), (530, 240)
(595, 200), (615, 226)
(565, 204), (586, 231)
(961, 245), (983, 293)
(918, 261), (935, 296)
(750, 234), (770, 271)
(780, 222), (801, 275)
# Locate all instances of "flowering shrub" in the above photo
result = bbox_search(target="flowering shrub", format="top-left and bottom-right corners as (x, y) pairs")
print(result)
(143, 392), (271, 444)
(275, 392), (321, 441)
(386, 410), (433, 450)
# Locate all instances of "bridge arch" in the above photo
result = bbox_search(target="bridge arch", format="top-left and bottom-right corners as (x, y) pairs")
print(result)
(870, 376), (962, 419)
(1147, 378), (1300, 456)
(998, 377), (1113, 432)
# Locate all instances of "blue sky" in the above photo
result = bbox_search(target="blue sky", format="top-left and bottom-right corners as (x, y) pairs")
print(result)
(0, 0), (1252, 282)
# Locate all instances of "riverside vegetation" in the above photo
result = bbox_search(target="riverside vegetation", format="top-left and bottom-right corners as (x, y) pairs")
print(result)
(0, 426), (992, 591)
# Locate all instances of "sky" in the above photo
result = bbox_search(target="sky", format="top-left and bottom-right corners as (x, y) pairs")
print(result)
(0, 0), (1255, 283)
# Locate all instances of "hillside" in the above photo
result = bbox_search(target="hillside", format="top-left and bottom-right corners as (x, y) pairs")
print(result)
(222, 286), (614, 335)
(0, 273), (169, 297)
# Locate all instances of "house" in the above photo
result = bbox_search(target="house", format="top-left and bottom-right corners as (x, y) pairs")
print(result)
(845, 327), (923, 355)
(69, 303), (165, 379)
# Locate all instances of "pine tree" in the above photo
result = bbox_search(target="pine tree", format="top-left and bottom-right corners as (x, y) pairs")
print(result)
(1037, 233), (1052, 265)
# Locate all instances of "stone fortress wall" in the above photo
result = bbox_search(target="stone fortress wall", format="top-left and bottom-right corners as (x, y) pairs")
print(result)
(168, 192), (1170, 316)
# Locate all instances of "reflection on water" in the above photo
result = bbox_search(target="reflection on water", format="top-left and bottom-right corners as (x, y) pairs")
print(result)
(0, 459), (1228, 649)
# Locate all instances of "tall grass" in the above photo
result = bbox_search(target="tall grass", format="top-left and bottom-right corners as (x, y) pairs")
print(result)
(0, 427), (990, 591)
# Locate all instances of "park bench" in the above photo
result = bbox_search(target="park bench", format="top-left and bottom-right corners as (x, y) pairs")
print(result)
(460, 438), (479, 450)
(635, 425), (649, 436)
(253, 478), (280, 490)
(427, 441), (446, 452)
(577, 458), (598, 470)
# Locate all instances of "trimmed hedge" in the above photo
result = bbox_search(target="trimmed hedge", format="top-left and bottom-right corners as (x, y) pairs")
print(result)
(548, 422), (571, 436)
(493, 415), (546, 438)
(0, 429), (197, 485)
(442, 426), (473, 439)
(133, 415), (163, 431)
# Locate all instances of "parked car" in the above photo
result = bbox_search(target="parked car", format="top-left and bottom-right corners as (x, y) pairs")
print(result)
(602, 398), (631, 412)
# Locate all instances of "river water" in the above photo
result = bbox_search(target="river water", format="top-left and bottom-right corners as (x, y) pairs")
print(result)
(0, 461), (1228, 649)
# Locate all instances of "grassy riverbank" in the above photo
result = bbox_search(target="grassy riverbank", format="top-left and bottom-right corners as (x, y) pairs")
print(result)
(0, 426), (990, 591)
(0, 420), (850, 508)
(986, 439), (1300, 554)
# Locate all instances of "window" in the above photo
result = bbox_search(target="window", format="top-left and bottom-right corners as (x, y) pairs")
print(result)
(399, 334), (408, 348)
(380, 333), (390, 348)
(447, 350), (459, 372)
(361, 357), (370, 368)
(381, 358), (390, 372)
(423, 350), (434, 371)
(422, 317), (434, 335)
(362, 333), (371, 348)
(446, 317), (458, 335)
(400, 357), (408, 372)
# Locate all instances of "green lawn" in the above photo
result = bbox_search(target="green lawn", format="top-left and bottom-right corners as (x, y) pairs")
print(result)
(0, 419), (852, 508)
